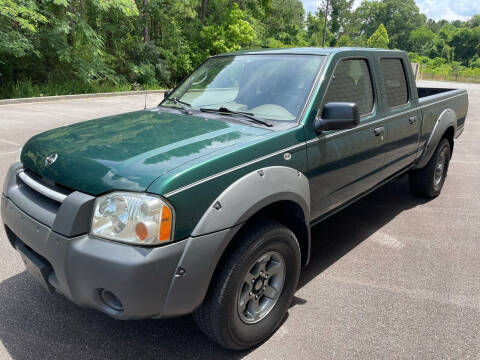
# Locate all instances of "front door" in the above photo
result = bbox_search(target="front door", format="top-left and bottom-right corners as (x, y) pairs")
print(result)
(307, 57), (387, 220)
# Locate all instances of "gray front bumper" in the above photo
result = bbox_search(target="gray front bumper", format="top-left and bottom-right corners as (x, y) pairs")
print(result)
(2, 195), (187, 319)
(1, 164), (236, 320)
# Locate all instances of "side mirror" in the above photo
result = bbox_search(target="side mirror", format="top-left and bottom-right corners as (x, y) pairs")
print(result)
(314, 102), (360, 133)
(164, 89), (173, 98)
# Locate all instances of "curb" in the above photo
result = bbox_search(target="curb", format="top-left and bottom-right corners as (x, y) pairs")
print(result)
(0, 90), (165, 106)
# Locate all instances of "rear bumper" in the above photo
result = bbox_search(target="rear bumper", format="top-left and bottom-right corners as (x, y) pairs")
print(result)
(1, 163), (236, 320)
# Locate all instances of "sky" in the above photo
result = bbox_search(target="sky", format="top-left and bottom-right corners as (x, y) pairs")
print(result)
(301, 0), (480, 21)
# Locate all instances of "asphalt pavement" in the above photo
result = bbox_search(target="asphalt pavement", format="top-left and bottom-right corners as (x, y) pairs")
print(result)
(0, 82), (478, 359)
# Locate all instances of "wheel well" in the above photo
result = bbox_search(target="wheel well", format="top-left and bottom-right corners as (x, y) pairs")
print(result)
(244, 200), (309, 266)
(214, 200), (310, 275)
(443, 126), (454, 155)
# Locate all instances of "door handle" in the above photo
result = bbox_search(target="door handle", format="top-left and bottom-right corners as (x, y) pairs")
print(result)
(373, 127), (384, 136)
(409, 116), (417, 124)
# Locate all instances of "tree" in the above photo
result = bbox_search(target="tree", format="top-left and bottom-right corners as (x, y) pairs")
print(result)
(466, 15), (480, 29)
(428, 38), (454, 62)
(201, 4), (256, 54)
(438, 24), (456, 42)
(306, 12), (334, 46)
(0, 0), (47, 59)
(367, 24), (389, 48)
(262, 0), (305, 45)
(143, 0), (149, 43)
(3, 0), (480, 99)
(329, 0), (354, 43)
(201, 0), (208, 24)
(450, 27), (480, 65)
(353, 0), (426, 50)
(336, 33), (352, 47)
(408, 27), (435, 55)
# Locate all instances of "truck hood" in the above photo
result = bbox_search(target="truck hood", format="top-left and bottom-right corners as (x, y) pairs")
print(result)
(21, 109), (268, 195)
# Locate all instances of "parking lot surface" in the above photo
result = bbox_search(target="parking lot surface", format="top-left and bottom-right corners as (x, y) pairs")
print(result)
(0, 82), (478, 359)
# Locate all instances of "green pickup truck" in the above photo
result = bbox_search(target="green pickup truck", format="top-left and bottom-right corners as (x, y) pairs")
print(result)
(1, 48), (468, 350)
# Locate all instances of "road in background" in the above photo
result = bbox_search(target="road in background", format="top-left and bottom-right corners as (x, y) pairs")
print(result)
(0, 82), (478, 359)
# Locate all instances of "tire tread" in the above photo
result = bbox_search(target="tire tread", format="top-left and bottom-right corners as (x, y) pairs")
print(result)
(410, 138), (451, 198)
(193, 219), (298, 350)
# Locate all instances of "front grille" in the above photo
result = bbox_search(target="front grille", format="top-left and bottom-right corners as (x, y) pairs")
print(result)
(5, 167), (95, 236)
(18, 171), (72, 204)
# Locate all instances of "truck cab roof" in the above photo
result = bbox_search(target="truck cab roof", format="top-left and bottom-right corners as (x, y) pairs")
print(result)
(214, 47), (408, 57)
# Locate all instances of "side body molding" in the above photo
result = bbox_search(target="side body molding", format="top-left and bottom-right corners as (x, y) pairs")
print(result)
(415, 108), (457, 169)
(191, 166), (311, 236)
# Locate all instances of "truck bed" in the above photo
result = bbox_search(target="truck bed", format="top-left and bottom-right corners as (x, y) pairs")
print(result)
(418, 87), (468, 132)
(417, 87), (458, 98)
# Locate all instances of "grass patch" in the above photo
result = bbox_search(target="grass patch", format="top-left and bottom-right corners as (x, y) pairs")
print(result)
(420, 72), (480, 83)
(0, 80), (163, 99)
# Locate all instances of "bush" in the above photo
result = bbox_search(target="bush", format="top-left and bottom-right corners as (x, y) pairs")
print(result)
(0, 79), (154, 99)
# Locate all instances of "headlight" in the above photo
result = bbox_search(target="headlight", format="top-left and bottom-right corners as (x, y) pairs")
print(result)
(90, 192), (174, 246)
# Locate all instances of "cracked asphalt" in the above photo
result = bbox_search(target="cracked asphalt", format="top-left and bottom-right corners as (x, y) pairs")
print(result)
(0, 81), (478, 359)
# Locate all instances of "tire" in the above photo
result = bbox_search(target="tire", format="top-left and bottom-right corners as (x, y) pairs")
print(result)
(193, 220), (301, 350)
(409, 138), (451, 198)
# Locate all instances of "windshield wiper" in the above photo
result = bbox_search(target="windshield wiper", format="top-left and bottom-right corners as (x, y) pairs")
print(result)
(160, 97), (192, 115)
(200, 107), (273, 127)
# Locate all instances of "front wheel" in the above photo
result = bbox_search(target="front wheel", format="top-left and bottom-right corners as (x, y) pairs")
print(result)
(409, 138), (451, 198)
(193, 220), (301, 350)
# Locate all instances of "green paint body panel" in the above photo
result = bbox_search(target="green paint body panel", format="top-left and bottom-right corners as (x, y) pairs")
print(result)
(149, 127), (307, 239)
(21, 109), (270, 196)
(18, 48), (468, 242)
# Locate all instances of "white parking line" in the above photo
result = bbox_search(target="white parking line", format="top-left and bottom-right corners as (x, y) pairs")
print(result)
(0, 139), (20, 146)
(451, 160), (480, 164)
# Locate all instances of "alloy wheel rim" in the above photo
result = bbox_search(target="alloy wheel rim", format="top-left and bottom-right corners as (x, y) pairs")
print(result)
(434, 150), (447, 188)
(237, 251), (286, 324)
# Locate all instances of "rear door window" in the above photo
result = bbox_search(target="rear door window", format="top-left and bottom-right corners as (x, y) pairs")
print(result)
(380, 58), (409, 108)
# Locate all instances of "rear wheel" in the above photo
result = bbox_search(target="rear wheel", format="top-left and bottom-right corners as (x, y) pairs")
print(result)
(409, 138), (451, 198)
(193, 220), (301, 350)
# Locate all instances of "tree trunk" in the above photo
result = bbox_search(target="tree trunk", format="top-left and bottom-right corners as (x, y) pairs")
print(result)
(143, 0), (149, 43)
(322, 0), (329, 47)
(68, 0), (76, 46)
(201, 0), (208, 25)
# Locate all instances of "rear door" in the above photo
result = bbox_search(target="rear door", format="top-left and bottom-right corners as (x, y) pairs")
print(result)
(379, 57), (421, 176)
(307, 56), (388, 220)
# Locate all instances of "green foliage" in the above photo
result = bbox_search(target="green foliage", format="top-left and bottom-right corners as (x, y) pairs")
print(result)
(0, 0), (48, 32)
(336, 33), (352, 47)
(0, 79), (137, 99)
(305, 12), (334, 46)
(451, 27), (480, 65)
(0, 0), (47, 60)
(2, 0), (480, 98)
(263, 0), (305, 45)
(353, 0), (425, 50)
(408, 27), (434, 54)
(367, 24), (389, 48)
(328, 0), (354, 44)
(201, 4), (256, 54)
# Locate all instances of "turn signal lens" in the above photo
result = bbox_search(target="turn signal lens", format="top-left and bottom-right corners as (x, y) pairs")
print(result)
(159, 205), (172, 242)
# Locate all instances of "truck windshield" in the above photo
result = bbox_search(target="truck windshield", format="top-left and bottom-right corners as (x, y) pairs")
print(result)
(166, 55), (325, 122)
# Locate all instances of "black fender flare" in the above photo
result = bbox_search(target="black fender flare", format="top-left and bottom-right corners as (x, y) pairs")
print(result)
(415, 108), (457, 169)
(160, 166), (310, 317)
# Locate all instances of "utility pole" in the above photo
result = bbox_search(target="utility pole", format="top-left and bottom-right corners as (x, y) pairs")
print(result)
(322, 0), (330, 47)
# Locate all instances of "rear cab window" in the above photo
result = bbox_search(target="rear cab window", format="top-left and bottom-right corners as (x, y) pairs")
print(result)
(380, 58), (409, 108)
(323, 58), (375, 121)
